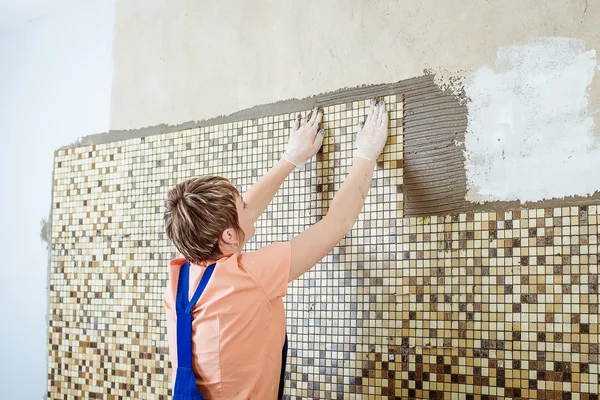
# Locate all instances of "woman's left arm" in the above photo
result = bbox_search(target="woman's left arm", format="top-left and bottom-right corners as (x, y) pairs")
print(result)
(243, 107), (324, 221)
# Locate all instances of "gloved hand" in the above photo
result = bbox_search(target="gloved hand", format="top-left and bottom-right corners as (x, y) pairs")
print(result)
(282, 107), (324, 170)
(355, 100), (388, 164)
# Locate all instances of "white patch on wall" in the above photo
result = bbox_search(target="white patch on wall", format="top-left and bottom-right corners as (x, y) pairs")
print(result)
(464, 37), (599, 203)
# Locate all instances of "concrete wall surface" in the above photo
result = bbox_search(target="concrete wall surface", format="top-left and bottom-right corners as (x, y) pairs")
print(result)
(110, 0), (599, 133)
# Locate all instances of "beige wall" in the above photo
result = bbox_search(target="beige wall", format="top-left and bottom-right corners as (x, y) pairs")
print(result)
(110, 0), (599, 131)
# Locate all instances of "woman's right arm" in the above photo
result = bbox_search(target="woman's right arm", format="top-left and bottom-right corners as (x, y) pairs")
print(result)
(288, 100), (389, 281)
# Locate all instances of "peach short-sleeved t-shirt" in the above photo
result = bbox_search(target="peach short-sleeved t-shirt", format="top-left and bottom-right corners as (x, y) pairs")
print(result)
(163, 242), (291, 399)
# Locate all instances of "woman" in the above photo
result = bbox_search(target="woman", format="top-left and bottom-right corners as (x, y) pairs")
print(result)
(163, 100), (389, 399)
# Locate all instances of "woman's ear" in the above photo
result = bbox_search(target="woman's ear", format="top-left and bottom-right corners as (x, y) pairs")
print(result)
(220, 228), (239, 246)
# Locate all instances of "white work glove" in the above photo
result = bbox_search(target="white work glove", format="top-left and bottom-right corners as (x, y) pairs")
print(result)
(355, 100), (389, 164)
(282, 107), (324, 170)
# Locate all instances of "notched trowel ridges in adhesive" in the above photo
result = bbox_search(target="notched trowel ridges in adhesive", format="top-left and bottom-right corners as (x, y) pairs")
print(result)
(402, 76), (470, 217)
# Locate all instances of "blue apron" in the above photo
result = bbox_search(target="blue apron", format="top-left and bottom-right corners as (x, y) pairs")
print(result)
(173, 262), (288, 400)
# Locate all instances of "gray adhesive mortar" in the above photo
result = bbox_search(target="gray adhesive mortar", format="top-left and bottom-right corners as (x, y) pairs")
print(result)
(53, 73), (600, 223)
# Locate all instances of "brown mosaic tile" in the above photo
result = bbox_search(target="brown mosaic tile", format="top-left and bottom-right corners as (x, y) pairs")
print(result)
(48, 95), (600, 399)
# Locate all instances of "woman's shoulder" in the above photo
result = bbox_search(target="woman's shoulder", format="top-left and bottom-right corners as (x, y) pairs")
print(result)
(169, 257), (187, 267)
(167, 257), (186, 277)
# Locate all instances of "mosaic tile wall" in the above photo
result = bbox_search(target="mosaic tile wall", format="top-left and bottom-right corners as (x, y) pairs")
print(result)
(48, 94), (600, 399)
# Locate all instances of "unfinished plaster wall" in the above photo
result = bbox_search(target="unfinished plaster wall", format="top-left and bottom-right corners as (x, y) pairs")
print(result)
(464, 37), (600, 204)
(110, 0), (600, 135)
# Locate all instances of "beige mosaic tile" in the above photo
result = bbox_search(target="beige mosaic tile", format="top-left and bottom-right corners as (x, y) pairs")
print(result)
(48, 94), (600, 400)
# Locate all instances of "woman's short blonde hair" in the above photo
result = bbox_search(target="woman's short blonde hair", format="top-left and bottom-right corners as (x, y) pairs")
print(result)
(164, 176), (245, 263)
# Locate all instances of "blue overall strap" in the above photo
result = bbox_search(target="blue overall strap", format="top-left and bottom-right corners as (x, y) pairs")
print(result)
(175, 262), (216, 368)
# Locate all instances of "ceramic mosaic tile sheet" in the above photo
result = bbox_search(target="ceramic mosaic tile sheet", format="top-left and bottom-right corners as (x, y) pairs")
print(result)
(48, 96), (401, 399)
(48, 93), (599, 400)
